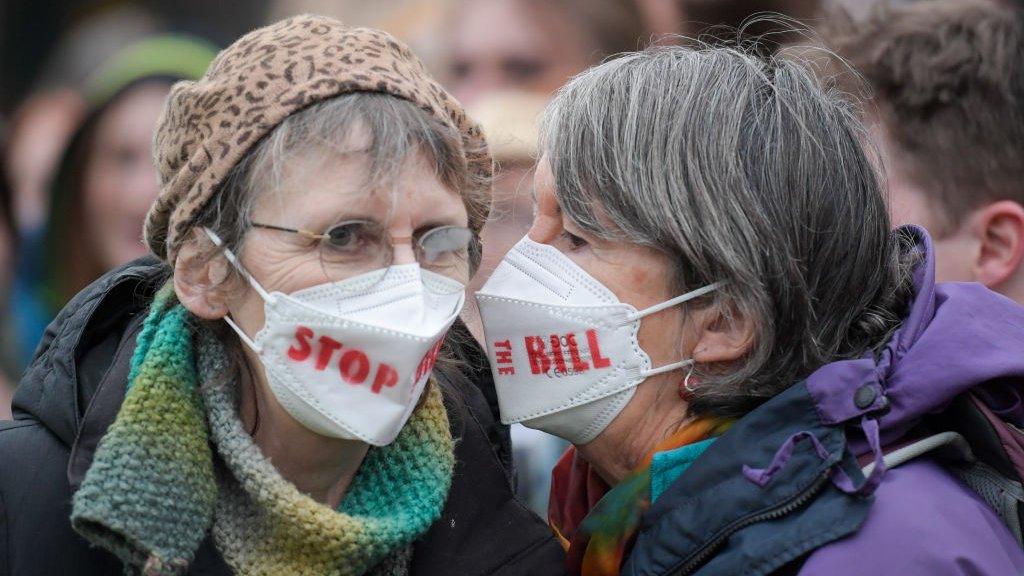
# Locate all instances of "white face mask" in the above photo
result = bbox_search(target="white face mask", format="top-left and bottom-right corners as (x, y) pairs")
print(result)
(205, 229), (465, 446)
(474, 236), (723, 445)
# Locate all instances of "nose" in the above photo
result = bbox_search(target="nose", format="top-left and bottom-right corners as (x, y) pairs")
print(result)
(391, 237), (417, 266)
(527, 187), (563, 244)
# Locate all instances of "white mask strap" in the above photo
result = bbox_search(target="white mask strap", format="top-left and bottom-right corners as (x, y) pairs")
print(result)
(626, 280), (728, 323)
(643, 358), (694, 377)
(203, 228), (276, 304)
(203, 228), (272, 353)
(628, 280), (727, 377)
(223, 315), (262, 353)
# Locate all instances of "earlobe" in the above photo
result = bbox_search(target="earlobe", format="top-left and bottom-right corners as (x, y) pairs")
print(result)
(174, 229), (231, 320)
(972, 201), (1024, 290)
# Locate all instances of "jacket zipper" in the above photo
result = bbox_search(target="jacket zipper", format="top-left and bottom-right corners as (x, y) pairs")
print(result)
(667, 470), (831, 576)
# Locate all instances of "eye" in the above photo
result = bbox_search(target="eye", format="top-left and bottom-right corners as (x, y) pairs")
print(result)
(560, 230), (588, 250)
(502, 57), (545, 82)
(325, 221), (378, 251)
(418, 226), (473, 264)
(450, 60), (471, 79)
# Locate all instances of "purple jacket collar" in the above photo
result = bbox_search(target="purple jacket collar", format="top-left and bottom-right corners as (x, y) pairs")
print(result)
(806, 225), (1024, 445)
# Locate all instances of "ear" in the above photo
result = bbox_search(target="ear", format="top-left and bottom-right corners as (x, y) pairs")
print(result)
(971, 201), (1024, 290)
(689, 304), (756, 366)
(173, 228), (233, 320)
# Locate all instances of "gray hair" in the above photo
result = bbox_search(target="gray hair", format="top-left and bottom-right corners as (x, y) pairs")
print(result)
(541, 45), (915, 418)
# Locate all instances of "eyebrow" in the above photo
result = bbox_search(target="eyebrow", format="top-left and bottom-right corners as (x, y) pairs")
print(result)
(412, 219), (466, 238)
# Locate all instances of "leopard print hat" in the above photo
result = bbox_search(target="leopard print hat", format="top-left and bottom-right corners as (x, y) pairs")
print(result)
(145, 14), (492, 264)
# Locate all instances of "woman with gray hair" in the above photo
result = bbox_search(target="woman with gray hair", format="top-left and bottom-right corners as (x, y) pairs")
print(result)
(0, 15), (564, 576)
(476, 46), (1024, 574)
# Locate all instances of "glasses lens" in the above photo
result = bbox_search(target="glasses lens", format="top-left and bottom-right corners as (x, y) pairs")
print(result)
(418, 226), (473, 266)
(318, 220), (390, 278)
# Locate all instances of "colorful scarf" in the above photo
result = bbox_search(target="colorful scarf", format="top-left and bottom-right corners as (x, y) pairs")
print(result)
(71, 286), (455, 575)
(549, 418), (732, 576)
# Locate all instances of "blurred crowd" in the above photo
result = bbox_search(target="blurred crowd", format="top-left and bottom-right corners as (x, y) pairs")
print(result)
(1, 0), (1022, 516)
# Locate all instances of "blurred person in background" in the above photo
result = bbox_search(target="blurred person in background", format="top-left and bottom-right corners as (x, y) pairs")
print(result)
(827, 0), (1024, 304)
(10, 35), (216, 363)
(445, 0), (648, 104)
(678, 0), (824, 53)
(3, 3), (164, 367)
(4, 92), (85, 366)
(635, 0), (687, 39)
(265, 0), (457, 80)
(0, 157), (16, 420)
(4, 92), (84, 234)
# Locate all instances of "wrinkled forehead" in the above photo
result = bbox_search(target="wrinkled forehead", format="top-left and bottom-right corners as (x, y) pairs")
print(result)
(249, 142), (466, 229)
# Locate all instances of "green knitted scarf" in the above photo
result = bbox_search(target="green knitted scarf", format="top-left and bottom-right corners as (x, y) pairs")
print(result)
(71, 287), (455, 576)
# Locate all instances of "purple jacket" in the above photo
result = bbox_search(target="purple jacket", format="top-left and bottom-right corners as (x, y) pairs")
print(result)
(797, 229), (1024, 572)
(624, 227), (1024, 575)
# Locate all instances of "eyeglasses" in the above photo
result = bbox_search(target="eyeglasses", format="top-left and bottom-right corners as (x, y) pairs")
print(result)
(251, 220), (476, 279)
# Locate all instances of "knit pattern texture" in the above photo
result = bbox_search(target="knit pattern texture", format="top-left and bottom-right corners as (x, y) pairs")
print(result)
(71, 286), (455, 575)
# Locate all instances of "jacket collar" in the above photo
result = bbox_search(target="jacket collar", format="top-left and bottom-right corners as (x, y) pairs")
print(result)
(624, 382), (871, 576)
(12, 257), (166, 447)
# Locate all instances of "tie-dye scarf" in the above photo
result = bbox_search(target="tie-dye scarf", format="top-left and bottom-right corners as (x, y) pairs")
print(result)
(550, 418), (732, 576)
(71, 286), (454, 575)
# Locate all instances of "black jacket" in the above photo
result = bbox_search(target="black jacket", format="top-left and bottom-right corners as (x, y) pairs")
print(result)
(0, 258), (565, 576)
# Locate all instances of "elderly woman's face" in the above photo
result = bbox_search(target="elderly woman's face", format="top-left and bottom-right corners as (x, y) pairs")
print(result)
(528, 156), (708, 479)
(226, 147), (469, 340)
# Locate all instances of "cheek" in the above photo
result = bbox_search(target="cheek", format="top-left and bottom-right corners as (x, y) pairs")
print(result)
(81, 169), (125, 261)
(229, 282), (269, 338)
(82, 168), (112, 215)
(635, 306), (688, 365)
(82, 159), (131, 222)
(627, 265), (655, 290)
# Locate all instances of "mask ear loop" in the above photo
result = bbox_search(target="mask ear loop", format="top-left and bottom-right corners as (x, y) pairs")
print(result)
(203, 227), (274, 352)
(628, 280), (728, 377)
(626, 280), (728, 323)
(644, 358), (694, 377)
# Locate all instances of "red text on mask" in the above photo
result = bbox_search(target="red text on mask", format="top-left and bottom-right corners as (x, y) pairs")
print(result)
(493, 339), (515, 375)
(286, 326), (398, 393)
(414, 339), (444, 383)
(522, 329), (612, 375)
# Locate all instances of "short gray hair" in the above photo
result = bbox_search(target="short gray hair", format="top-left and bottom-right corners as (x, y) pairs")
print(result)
(541, 45), (915, 418)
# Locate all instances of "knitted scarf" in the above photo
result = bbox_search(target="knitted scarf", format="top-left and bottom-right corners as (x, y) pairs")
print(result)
(549, 418), (732, 576)
(71, 287), (455, 575)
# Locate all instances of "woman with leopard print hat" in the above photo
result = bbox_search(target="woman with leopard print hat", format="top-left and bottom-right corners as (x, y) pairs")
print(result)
(0, 15), (565, 576)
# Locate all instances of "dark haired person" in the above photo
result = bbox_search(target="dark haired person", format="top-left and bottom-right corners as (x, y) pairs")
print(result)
(829, 0), (1024, 303)
(10, 35), (216, 367)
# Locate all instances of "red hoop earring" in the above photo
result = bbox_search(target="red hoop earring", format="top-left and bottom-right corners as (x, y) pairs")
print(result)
(679, 366), (699, 401)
